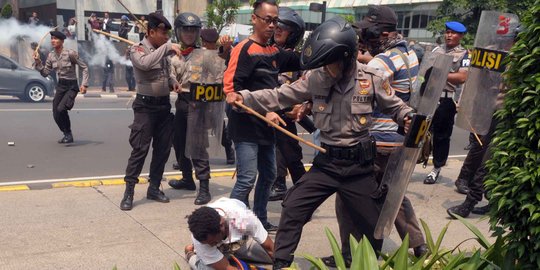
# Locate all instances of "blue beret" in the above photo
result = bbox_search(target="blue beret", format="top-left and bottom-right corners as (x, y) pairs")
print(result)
(445, 21), (467, 33)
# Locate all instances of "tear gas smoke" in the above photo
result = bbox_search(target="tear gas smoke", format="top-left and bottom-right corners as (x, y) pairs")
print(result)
(0, 18), (54, 47)
(82, 33), (132, 67)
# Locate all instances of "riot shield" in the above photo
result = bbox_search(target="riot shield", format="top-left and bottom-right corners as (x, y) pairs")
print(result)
(455, 11), (519, 135)
(185, 49), (226, 160)
(374, 54), (453, 239)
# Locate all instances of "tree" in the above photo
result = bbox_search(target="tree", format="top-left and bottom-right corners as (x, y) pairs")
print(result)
(1, 3), (13, 19)
(427, 0), (535, 46)
(205, 0), (240, 34)
(484, 1), (540, 268)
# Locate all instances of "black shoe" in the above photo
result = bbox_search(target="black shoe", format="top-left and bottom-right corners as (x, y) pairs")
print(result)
(147, 186), (170, 203)
(58, 133), (74, 144)
(263, 222), (278, 232)
(447, 198), (477, 219)
(471, 205), (490, 215)
(168, 179), (196, 190)
(225, 148), (235, 165)
(268, 188), (287, 201)
(413, 243), (429, 257)
(424, 168), (441, 184)
(273, 259), (291, 270)
(120, 183), (135, 211)
(321, 255), (352, 268)
(194, 180), (211, 205)
(455, 178), (470, 194)
(172, 162), (180, 170)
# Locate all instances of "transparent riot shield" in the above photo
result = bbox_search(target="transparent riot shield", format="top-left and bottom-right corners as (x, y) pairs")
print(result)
(185, 49), (226, 160)
(455, 11), (519, 135)
(374, 54), (453, 239)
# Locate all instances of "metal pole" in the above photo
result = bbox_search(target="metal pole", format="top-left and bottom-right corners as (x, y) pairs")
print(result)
(321, 1), (326, 22)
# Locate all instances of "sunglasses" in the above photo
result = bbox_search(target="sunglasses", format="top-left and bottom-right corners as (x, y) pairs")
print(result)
(254, 13), (279, 25)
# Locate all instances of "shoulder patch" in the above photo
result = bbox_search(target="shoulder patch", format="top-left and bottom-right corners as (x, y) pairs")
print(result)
(360, 64), (385, 78)
(382, 80), (392, 96)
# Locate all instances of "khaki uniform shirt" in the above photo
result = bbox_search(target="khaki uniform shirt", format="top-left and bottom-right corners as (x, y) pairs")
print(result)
(35, 48), (89, 86)
(433, 44), (469, 93)
(130, 38), (178, 97)
(240, 62), (413, 147)
(170, 48), (226, 93)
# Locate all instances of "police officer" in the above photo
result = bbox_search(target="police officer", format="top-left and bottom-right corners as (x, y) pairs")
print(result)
(167, 12), (220, 205)
(268, 7), (307, 201)
(423, 21), (469, 184)
(34, 31), (89, 144)
(226, 17), (413, 269)
(120, 12), (182, 211)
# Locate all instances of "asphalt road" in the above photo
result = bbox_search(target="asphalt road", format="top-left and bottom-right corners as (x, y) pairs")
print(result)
(0, 96), (470, 184)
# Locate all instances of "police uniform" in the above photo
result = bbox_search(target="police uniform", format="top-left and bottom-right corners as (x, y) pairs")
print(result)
(121, 13), (178, 211)
(426, 21), (470, 183)
(238, 62), (413, 264)
(35, 31), (89, 143)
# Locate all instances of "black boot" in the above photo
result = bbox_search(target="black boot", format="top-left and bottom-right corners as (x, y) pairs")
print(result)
(273, 259), (291, 270)
(147, 183), (170, 203)
(120, 182), (135, 211)
(269, 177), (287, 201)
(455, 178), (469, 194)
(58, 132), (74, 144)
(225, 147), (235, 165)
(471, 204), (490, 215)
(447, 198), (477, 219)
(168, 177), (196, 190)
(194, 180), (211, 205)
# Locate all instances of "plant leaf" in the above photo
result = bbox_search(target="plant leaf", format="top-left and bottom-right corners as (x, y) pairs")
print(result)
(324, 227), (346, 270)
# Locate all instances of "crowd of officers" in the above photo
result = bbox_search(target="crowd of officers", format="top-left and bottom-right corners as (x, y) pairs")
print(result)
(33, 0), (497, 269)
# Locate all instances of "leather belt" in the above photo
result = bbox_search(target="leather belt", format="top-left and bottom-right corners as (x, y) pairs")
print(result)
(440, 90), (454, 99)
(322, 137), (376, 164)
(136, 93), (170, 105)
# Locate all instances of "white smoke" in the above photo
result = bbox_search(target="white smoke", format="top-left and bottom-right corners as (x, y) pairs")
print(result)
(0, 18), (54, 48)
(84, 32), (132, 67)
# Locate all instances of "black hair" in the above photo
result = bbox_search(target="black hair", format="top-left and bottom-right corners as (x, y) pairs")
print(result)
(253, 0), (278, 12)
(187, 207), (221, 242)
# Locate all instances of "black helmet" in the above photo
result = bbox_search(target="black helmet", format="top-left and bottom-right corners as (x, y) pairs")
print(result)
(276, 7), (305, 49)
(301, 17), (357, 70)
(174, 12), (202, 46)
(174, 12), (202, 29)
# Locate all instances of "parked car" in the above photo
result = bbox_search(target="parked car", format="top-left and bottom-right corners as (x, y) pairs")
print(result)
(0, 54), (55, 102)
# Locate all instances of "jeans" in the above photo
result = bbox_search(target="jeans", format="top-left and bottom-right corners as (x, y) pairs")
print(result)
(230, 142), (276, 224)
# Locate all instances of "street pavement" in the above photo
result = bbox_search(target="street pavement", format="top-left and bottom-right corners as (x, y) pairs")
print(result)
(0, 158), (493, 270)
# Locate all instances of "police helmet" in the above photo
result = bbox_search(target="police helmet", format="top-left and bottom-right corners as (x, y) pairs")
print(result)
(174, 12), (202, 46)
(276, 7), (305, 49)
(300, 17), (357, 70)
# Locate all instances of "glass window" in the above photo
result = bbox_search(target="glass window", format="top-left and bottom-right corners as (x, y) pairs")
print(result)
(412, 14), (421, 29)
(0, 56), (13, 69)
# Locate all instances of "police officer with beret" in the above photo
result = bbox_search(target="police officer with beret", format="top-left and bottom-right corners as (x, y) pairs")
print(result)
(227, 17), (414, 269)
(34, 30), (89, 144)
(120, 12), (182, 211)
(424, 21), (470, 185)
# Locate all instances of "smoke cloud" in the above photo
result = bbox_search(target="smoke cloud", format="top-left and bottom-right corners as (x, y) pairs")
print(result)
(81, 33), (132, 67)
(0, 18), (54, 47)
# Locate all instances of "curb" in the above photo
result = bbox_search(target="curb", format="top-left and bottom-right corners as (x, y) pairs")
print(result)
(79, 93), (136, 99)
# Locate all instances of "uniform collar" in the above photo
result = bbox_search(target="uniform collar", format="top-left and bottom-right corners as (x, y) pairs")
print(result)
(441, 43), (464, 53)
(141, 38), (157, 51)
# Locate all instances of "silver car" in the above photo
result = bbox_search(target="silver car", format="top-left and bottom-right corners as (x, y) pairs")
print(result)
(0, 53), (55, 102)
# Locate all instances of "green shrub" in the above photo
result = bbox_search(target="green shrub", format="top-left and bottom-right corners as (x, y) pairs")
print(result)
(1, 3), (13, 18)
(484, 2), (540, 269)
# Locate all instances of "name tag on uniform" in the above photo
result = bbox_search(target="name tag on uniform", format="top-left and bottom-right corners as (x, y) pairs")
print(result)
(189, 83), (224, 102)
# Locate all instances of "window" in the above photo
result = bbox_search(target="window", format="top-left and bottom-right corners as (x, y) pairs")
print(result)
(0, 56), (13, 69)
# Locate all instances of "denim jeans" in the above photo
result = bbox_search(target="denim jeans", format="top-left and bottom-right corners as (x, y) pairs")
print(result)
(230, 142), (276, 224)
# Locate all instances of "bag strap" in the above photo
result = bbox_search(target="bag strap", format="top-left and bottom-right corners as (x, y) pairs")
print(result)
(389, 48), (413, 93)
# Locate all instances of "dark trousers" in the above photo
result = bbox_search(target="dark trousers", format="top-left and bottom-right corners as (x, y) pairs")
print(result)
(335, 147), (424, 253)
(275, 118), (306, 185)
(274, 153), (382, 262)
(221, 121), (233, 151)
(126, 66), (136, 90)
(431, 97), (457, 168)
(124, 96), (173, 186)
(102, 71), (114, 92)
(463, 118), (498, 202)
(52, 80), (79, 134)
(173, 94), (211, 180)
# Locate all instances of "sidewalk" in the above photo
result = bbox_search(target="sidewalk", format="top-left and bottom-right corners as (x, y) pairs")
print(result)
(0, 159), (492, 270)
(78, 87), (137, 98)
